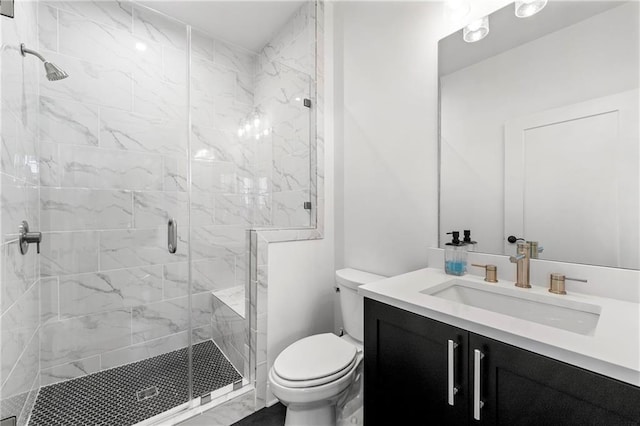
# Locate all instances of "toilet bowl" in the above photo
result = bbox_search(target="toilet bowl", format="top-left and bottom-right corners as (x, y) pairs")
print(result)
(268, 269), (385, 426)
(269, 333), (363, 425)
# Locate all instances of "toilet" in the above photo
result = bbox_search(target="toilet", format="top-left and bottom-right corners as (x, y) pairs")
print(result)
(268, 268), (385, 426)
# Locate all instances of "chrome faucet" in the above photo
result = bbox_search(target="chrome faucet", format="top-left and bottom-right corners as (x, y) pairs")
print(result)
(509, 242), (531, 288)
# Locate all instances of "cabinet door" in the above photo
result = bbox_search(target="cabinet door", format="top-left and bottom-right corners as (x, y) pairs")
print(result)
(469, 333), (640, 425)
(364, 299), (469, 425)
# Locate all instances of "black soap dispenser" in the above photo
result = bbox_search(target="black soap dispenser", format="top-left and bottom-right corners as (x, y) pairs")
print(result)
(445, 231), (468, 276)
(463, 230), (477, 252)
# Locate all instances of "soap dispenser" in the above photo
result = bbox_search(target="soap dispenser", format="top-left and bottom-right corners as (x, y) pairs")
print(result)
(445, 231), (468, 276)
(463, 230), (477, 252)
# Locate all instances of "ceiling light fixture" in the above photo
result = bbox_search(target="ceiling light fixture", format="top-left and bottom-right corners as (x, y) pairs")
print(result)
(445, 0), (471, 24)
(515, 0), (548, 18)
(463, 16), (489, 43)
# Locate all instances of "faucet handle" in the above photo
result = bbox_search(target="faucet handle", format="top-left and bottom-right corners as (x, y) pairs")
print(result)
(549, 273), (587, 295)
(527, 241), (544, 258)
(471, 264), (498, 283)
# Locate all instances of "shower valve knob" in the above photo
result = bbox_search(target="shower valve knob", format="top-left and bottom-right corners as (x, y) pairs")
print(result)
(18, 221), (42, 255)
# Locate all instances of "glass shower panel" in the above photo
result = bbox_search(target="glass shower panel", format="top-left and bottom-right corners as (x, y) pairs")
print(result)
(255, 1), (316, 230)
(256, 67), (313, 229)
(188, 0), (316, 399)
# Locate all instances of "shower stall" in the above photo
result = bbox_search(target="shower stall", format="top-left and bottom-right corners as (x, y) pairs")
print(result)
(0, 0), (318, 424)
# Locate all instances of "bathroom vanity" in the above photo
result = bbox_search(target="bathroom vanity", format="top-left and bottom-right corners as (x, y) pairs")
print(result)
(360, 268), (640, 425)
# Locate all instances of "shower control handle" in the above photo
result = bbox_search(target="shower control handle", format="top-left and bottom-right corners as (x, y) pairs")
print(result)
(168, 219), (177, 254)
(18, 221), (42, 255)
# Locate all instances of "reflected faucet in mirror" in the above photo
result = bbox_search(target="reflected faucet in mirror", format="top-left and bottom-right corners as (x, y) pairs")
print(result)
(507, 236), (543, 258)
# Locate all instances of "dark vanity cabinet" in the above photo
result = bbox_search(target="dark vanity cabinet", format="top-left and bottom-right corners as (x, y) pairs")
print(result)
(364, 299), (640, 426)
(363, 298), (469, 425)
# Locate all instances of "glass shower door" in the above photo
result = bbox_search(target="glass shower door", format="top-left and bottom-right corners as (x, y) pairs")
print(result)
(1, 1), (199, 424)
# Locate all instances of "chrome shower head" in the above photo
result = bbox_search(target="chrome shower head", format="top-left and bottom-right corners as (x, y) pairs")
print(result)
(43, 61), (69, 81)
(20, 43), (69, 81)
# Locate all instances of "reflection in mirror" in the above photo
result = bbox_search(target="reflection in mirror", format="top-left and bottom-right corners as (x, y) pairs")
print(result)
(438, 1), (639, 269)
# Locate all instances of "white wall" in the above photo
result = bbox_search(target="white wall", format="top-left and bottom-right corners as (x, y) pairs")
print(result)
(335, 1), (441, 278)
(440, 2), (639, 257)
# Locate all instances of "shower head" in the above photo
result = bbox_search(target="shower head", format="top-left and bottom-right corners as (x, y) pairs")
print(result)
(43, 61), (69, 81)
(20, 43), (69, 81)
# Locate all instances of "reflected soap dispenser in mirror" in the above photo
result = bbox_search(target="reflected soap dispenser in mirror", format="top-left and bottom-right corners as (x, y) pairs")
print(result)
(445, 231), (468, 276)
(463, 229), (477, 251)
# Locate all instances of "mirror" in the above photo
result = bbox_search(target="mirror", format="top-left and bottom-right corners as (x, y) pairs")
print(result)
(438, 1), (639, 269)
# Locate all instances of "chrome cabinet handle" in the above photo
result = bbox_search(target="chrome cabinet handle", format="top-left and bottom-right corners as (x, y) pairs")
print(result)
(474, 349), (485, 421)
(168, 218), (177, 254)
(447, 339), (459, 406)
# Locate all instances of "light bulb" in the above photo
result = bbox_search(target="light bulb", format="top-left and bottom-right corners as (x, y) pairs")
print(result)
(135, 42), (147, 51)
(263, 129), (269, 136)
(515, 0), (547, 18)
(463, 16), (489, 43)
(253, 116), (260, 127)
(244, 123), (251, 131)
(238, 128), (244, 137)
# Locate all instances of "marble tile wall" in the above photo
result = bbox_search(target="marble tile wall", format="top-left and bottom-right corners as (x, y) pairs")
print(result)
(0, 0), (42, 424)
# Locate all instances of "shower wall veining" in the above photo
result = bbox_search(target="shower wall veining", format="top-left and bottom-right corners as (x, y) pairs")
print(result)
(0, 0), (314, 422)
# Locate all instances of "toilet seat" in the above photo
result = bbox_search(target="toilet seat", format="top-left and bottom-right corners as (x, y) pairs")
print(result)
(271, 355), (359, 388)
(273, 333), (359, 388)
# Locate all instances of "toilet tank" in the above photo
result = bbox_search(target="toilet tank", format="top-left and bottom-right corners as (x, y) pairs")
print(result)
(336, 268), (386, 343)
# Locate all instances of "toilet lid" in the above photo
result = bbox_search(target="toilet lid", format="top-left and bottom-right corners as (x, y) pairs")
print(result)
(273, 333), (358, 382)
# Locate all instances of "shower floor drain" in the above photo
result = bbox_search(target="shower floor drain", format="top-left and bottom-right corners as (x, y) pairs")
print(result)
(28, 340), (242, 426)
(136, 386), (159, 401)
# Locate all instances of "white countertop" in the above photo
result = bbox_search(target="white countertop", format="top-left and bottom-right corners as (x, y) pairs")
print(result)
(359, 267), (640, 387)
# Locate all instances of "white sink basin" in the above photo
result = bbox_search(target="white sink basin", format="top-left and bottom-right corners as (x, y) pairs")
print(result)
(421, 279), (601, 336)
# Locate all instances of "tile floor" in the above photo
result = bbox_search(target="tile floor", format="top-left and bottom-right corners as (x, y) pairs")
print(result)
(29, 341), (242, 426)
(178, 401), (285, 426)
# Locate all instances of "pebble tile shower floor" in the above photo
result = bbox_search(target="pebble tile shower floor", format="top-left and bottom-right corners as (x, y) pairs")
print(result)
(28, 340), (242, 426)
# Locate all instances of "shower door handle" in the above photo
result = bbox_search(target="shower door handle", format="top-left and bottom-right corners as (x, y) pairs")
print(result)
(168, 219), (177, 254)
